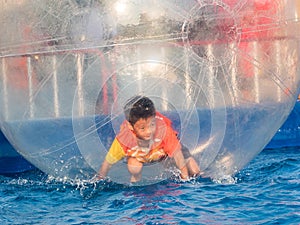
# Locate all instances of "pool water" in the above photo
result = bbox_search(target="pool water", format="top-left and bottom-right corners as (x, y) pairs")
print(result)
(0, 147), (299, 225)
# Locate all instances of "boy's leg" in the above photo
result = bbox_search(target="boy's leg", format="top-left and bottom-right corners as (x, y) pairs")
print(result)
(127, 157), (143, 182)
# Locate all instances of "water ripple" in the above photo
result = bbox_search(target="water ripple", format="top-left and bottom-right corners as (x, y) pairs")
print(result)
(0, 148), (300, 224)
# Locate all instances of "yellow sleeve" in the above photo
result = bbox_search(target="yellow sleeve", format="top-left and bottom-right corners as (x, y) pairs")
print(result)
(105, 138), (126, 164)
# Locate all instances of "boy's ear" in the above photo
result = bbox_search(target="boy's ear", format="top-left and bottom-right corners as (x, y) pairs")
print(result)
(126, 121), (134, 131)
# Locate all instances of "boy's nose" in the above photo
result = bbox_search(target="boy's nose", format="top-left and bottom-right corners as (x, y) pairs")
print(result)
(145, 128), (152, 135)
(145, 126), (154, 135)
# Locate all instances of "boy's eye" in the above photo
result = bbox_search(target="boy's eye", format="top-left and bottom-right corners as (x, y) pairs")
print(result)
(139, 126), (145, 130)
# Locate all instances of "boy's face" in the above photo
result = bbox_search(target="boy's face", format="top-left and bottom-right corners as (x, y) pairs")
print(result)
(129, 116), (156, 140)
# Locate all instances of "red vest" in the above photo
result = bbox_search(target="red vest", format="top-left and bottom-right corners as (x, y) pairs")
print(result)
(116, 112), (181, 163)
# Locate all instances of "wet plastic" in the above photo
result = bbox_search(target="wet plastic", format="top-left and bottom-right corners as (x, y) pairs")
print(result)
(0, 0), (299, 184)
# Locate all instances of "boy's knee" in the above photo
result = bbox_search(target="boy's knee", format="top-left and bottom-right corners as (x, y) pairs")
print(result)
(127, 157), (143, 175)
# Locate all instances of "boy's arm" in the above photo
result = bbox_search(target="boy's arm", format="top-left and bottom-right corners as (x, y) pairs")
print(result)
(95, 138), (126, 180)
(172, 147), (189, 180)
(97, 159), (112, 179)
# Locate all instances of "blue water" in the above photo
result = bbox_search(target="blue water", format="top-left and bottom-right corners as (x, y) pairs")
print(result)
(0, 147), (299, 225)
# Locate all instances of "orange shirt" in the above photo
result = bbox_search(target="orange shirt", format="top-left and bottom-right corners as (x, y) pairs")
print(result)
(105, 112), (181, 164)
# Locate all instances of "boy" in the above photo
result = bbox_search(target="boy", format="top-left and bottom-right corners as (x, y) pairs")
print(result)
(97, 96), (200, 182)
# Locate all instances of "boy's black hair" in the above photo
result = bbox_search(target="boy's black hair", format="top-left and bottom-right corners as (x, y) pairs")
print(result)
(124, 96), (156, 125)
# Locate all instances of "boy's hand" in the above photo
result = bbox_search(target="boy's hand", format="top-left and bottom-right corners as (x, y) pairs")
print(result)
(179, 165), (189, 181)
(90, 174), (105, 182)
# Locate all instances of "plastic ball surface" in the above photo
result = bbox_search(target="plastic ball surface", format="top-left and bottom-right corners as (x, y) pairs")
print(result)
(0, 0), (299, 185)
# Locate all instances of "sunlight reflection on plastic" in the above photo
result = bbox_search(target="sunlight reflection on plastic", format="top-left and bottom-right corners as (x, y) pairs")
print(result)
(0, 0), (299, 185)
